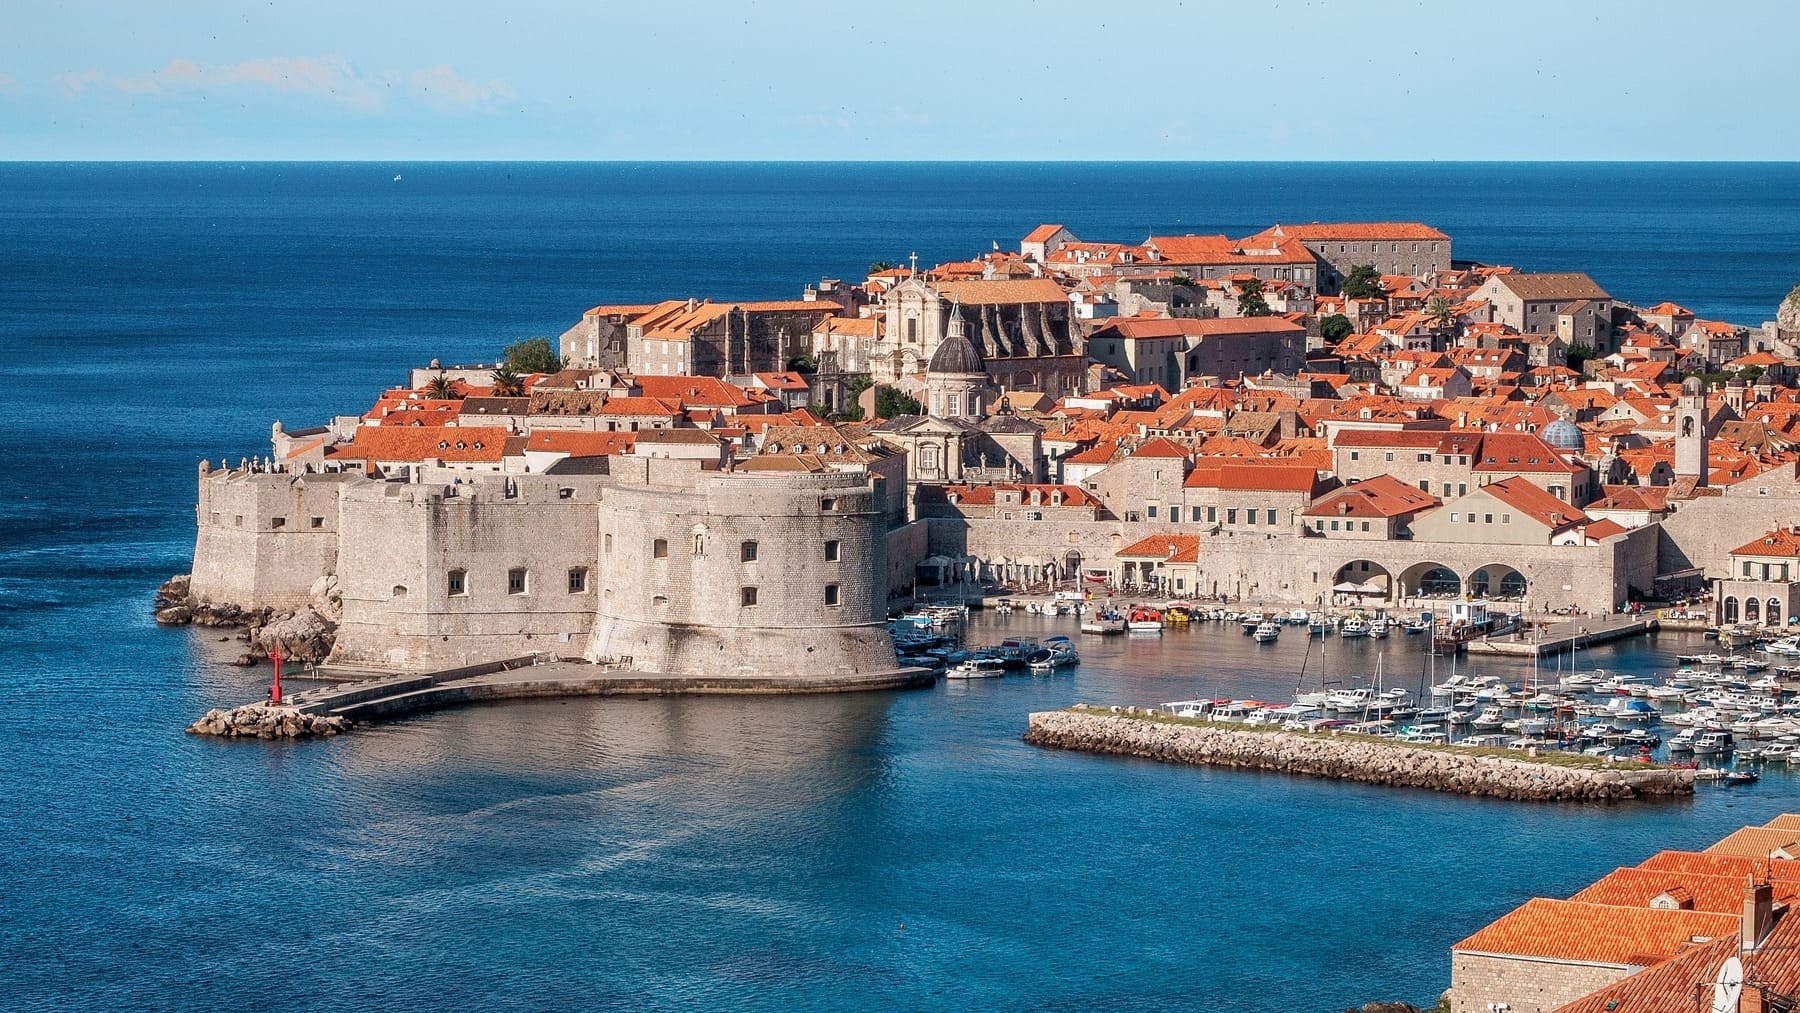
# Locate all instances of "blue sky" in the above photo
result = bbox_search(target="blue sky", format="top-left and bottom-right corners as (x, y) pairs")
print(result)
(4, 0), (1797, 160)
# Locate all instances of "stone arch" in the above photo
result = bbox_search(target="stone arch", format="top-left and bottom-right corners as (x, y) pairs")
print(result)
(1012, 369), (1038, 389)
(1470, 563), (1527, 600)
(1331, 559), (1393, 602)
(1399, 560), (1462, 599)
(1724, 596), (1739, 623)
(1747, 598), (1762, 622)
(1063, 549), (1082, 579)
(1771, 598), (1784, 627)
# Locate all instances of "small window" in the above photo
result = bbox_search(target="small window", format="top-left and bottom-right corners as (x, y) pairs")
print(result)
(824, 540), (840, 562)
(653, 538), (668, 559)
(1206, 506), (1216, 522)
(269, 516), (286, 529)
(824, 584), (840, 607)
(653, 594), (669, 606)
(1330, 520), (1339, 531)
(568, 567), (587, 593)
(1484, 514), (1493, 524)
(741, 540), (759, 562)
(391, 585), (407, 599)
(820, 498), (836, 511)
(1384, 452), (1393, 462)
(310, 516), (324, 529)
(1266, 510), (1277, 525)
(1227, 509), (1238, 525)
(234, 515), (244, 527)
(1501, 513), (1510, 523)
(1148, 505), (1158, 519)
(741, 586), (759, 607)
(1360, 521), (1370, 532)
(448, 569), (467, 596)
(508, 568), (528, 595)
(604, 533), (613, 553)
(1349, 451), (1360, 461)
(1451, 513), (1460, 522)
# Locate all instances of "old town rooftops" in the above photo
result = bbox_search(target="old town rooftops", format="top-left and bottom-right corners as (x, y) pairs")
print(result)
(1303, 474), (1440, 517)
(1451, 897), (1738, 966)
(1728, 527), (1800, 559)
(330, 425), (511, 463)
(1487, 272), (1612, 302)
(1249, 221), (1450, 242)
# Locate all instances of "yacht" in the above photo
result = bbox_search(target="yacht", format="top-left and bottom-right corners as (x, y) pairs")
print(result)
(1691, 731), (1734, 756)
(1027, 636), (1079, 672)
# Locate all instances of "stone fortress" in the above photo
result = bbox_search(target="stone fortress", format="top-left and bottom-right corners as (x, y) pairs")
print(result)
(187, 441), (915, 689)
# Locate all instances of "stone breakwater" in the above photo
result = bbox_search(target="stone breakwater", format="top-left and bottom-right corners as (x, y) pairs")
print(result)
(154, 574), (338, 663)
(186, 703), (350, 739)
(1024, 708), (1694, 802)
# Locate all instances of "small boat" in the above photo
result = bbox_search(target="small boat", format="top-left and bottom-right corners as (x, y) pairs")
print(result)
(1470, 706), (1506, 732)
(1340, 616), (1370, 638)
(1028, 636), (1080, 672)
(1403, 617), (1431, 635)
(1691, 731), (1734, 756)
(1128, 607), (1165, 633)
(1080, 610), (1127, 635)
(1240, 615), (1264, 634)
(946, 657), (1006, 680)
(1725, 770), (1760, 785)
(1368, 617), (1390, 639)
(1763, 742), (1797, 762)
(1253, 620), (1281, 643)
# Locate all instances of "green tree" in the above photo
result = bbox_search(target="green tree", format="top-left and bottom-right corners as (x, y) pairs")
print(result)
(1319, 313), (1354, 343)
(874, 385), (922, 419)
(1564, 342), (1596, 372)
(1170, 274), (1195, 287)
(786, 355), (818, 374)
(829, 374), (874, 421)
(424, 373), (462, 400)
(490, 365), (526, 398)
(501, 336), (563, 374)
(1425, 295), (1456, 328)
(1340, 264), (1383, 300)
(1236, 278), (1271, 318)
(869, 260), (899, 275)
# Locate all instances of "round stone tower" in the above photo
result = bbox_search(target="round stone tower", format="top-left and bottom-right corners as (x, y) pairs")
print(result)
(585, 468), (907, 685)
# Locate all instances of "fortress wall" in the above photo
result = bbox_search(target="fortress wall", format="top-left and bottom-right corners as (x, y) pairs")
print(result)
(1657, 465), (1800, 577)
(586, 467), (899, 678)
(331, 474), (605, 670)
(189, 467), (344, 609)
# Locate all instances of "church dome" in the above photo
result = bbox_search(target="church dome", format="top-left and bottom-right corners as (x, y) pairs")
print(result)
(927, 331), (984, 375)
(1541, 418), (1583, 450)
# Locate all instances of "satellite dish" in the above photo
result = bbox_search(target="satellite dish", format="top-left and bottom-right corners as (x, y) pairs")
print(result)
(1712, 955), (1744, 1013)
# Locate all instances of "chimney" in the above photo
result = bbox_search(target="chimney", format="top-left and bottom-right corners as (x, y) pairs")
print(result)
(1743, 880), (1775, 951)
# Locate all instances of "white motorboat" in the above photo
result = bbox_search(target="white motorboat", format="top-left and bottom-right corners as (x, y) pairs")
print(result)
(1691, 731), (1734, 756)
(946, 658), (1006, 680)
(1469, 706), (1506, 732)
(1340, 617), (1370, 638)
(1253, 620), (1282, 643)
(1368, 617), (1390, 639)
(1028, 636), (1080, 672)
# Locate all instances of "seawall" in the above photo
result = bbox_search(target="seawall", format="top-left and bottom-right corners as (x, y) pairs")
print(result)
(1023, 707), (1693, 802)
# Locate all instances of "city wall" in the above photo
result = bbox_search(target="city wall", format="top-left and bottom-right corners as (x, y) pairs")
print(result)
(330, 474), (607, 670)
(189, 465), (346, 609)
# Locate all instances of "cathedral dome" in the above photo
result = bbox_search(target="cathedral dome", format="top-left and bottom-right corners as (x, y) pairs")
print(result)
(1541, 418), (1583, 450)
(927, 331), (984, 376)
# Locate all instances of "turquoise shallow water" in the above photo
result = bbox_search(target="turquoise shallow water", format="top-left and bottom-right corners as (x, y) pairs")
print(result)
(4, 162), (1800, 1010)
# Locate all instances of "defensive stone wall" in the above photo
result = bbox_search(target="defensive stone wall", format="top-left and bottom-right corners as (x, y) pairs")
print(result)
(1658, 465), (1800, 578)
(1449, 952), (1625, 1013)
(331, 473), (607, 670)
(585, 458), (899, 679)
(189, 464), (346, 609)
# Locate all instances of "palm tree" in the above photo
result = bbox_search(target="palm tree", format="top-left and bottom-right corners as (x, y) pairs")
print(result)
(490, 365), (525, 398)
(425, 373), (461, 400)
(1426, 295), (1456, 329)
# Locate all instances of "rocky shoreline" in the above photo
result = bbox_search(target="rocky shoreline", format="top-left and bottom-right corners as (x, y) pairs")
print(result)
(154, 573), (338, 664)
(186, 703), (350, 739)
(1024, 707), (1694, 802)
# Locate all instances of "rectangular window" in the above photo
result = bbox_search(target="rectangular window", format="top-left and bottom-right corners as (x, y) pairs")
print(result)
(270, 517), (285, 529)
(1458, 484), (1467, 497)
(1419, 480), (1429, 491)
(1745, 561), (1755, 577)
(741, 586), (759, 607)
(1418, 452), (1430, 462)
(1207, 506), (1217, 523)
(824, 584), (840, 607)
(1443, 483), (1452, 496)
(1192, 507), (1204, 522)
(653, 538), (668, 559)
(508, 568), (528, 595)
(1501, 513), (1510, 524)
(310, 517), (324, 529)
(1245, 508), (1254, 525)
(1361, 521), (1370, 532)
(568, 568), (587, 593)
(1147, 505), (1158, 519)
(1484, 514), (1493, 524)
(1451, 513), (1459, 522)
(741, 540), (759, 562)
(1227, 509), (1238, 525)
(1467, 513), (1476, 524)
(604, 533), (613, 553)
(1384, 452), (1394, 462)
(1349, 451), (1360, 461)
(448, 569), (466, 596)
(1330, 520), (1340, 531)
(820, 498), (836, 511)
(824, 540), (840, 562)
(1267, 510), (1277, 525)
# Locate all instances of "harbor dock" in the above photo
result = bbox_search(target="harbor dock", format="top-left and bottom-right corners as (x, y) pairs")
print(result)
(1463, 612), (1650, 657)
(189, 656), (935, 736)
(1024, 705), (1693, 801)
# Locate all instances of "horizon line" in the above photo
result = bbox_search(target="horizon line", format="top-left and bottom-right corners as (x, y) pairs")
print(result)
(4, 158), (1800, 166)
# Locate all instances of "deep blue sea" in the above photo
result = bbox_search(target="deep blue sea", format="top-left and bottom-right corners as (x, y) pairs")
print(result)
(4, 162), (1800, 1011)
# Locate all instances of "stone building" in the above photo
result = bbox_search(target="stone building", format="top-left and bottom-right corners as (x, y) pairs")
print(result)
(1240, 222), (1451, 293)
(1470, 273), (1615, 352)
(1714, 526), (1800, 627)
(875, 276), (1084, 393)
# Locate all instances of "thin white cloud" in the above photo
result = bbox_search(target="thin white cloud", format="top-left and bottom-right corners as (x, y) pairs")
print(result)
(408, 65), (514, 108)
(49, 58), (515, 113)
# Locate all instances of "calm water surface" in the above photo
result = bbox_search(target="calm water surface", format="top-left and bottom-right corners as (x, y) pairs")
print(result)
(4, 163), (1800, 1010)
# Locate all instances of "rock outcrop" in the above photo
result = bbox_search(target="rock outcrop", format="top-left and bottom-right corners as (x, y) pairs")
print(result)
(186, 703), (350, 739)
(1779, 281), (1800, 338)
(1024, 707), (1693, 802)
(153, 573), (337, 662)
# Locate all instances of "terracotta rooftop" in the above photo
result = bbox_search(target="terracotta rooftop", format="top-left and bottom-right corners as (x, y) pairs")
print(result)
(1451, 897), (1737, 966)
(1728, 528), (1800, 560)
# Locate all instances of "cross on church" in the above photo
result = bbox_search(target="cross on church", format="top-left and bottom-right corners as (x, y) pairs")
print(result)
(908, 251), (918, 276)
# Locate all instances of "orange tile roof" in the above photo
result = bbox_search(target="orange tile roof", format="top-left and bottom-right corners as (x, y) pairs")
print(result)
(1571, 865), (1800, 914)
(1704, 826), (1800, 858)
(1184, 459), (1324, 493)
(927, 483), (1099, 508)
(1253, 221), (1449, 242)
(331, 425), (511, 464)
(1475, 476), (1589, 529)
(523, 431), (637, 457)
(1303, 474), (1439, 518)
(1023, 223), (1066, 244)
(1452, 897), (1738, 965)
(1128, 436), (1191, 459)
(1729, 528), (1800, 560)
(933, 278), (1069, 305)
(1549, 936), (1736, 1013)
(1116, 533), (1201, 562)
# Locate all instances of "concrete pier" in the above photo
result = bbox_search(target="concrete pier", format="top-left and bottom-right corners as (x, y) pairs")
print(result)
(205, 656), (935, 732)
(1025, 706), (1693, 801)
(1463, 613), (1649, 657)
